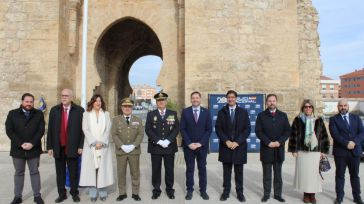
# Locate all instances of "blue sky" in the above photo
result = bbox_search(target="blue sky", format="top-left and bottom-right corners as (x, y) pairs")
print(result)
(129, 1), (364, 85)
(312, 0), (364, 79)
(129, 55), (162, 88)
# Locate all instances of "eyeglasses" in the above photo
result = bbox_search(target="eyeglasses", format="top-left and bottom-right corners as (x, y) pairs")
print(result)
(304, 106), (313, 109)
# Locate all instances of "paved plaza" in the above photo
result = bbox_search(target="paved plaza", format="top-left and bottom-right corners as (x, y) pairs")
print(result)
(0, 143), (363, 204)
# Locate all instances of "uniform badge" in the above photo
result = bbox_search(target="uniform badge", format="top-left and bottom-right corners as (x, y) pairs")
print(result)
(166, 115), (175, 125)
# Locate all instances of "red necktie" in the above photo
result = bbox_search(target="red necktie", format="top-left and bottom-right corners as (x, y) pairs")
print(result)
(64, 108), (68, 130)
(60, 107), (69, 152)
(271, 111), (276, 117)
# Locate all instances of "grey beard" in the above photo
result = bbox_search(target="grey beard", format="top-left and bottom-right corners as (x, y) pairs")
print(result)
(339, 109), (348, 115)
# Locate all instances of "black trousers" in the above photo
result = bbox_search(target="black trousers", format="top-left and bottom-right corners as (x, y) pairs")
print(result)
(262, 162), (283, 197)
(222, 162), (244, 195)
(151, 154), (175, 194)
(55, 147), (79, 197)
(334, 155), (361, 201)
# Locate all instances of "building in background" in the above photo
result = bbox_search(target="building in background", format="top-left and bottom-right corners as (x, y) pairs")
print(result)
(320, 75), (340, 98)
(340, 68), (364, 98)
(0, 1), (323, 151)
(132, 84), (158, 100)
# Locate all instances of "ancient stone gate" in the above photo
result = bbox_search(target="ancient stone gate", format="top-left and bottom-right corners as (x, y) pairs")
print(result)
(0, 0), (322, 150)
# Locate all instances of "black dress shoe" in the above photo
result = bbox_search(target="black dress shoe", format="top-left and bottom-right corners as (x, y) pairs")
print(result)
(237, 194), (246, 202)
(220, 193), (229, 201)
(132, 194), (141, 201)
(200, 191), (209, 200)
(90, 197), (97, 202)
(72, 195), (80, 202)
(116, 194), (127, 201)
(10, 197), (22, 204)
(151, 193), (160, 200)
(274, 196), (285, 202)
(334, 199), (342, 204)
(34, 196), (44, 204)
(55, 195), (67, 203)
(185, 191), (193, 200)
(261, 195), (269, 202)
(167, 193), (175, 199)
(354, 198), (364, 204)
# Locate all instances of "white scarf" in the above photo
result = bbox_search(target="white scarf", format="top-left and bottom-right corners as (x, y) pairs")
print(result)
(300, 113), (318, 150)
(89, 109), (106, 169)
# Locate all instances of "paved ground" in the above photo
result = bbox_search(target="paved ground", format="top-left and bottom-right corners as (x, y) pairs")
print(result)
(0, 143), (363, 204)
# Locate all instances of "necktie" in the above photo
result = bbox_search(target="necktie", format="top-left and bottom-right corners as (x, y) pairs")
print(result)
(126, 116), (130, 125)
(64, 108), (68, 129)
(160, 110), (165, 119)
(193, 109), (199, 123)
(24, 111), (30, 119)
(61, 107), (69, 152)
(271, 111), (276, 117)
(343, 116), (350, 129)
(230, 109), (235, 123)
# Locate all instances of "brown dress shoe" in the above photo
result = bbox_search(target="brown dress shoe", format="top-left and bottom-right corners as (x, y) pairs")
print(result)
(303, 193), (310, 203)
(310, 193), (317, 204)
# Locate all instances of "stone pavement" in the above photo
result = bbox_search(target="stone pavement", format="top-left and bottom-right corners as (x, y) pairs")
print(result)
(0, 144), (363, 204)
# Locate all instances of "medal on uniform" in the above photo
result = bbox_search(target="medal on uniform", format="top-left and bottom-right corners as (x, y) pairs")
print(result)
(166, 115), (175, 125)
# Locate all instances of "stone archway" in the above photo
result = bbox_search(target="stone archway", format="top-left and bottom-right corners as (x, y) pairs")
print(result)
(94, 17), (163, 114)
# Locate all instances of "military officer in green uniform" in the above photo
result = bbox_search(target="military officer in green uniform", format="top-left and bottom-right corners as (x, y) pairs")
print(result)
(112, 98), (144, 202)
(145, 92), (179, 200)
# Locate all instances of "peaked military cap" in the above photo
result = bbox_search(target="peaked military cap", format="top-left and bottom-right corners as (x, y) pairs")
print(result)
(120, 98), (134, 106)
(154, 92), (168, 100)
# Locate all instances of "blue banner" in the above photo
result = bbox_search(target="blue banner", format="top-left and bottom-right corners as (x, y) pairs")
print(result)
(208, 94), (265, 152)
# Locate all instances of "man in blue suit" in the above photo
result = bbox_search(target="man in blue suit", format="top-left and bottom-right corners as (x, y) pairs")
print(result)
(180, 91), (212, 200)
(329, 99), (364, 204)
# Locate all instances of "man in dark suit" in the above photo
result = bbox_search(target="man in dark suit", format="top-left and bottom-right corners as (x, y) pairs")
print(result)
(5, 93), (45, 204)
(180, 91), (212, 200)
(255, 94), (291, 203)
(47, 89), (84, 203)
(215, 90), (251, 202)
(329, 99), (364, 204)
(145, 92), (179, 200)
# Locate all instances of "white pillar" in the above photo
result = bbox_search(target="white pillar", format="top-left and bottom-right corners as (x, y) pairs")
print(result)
(81, 0), (88, 108)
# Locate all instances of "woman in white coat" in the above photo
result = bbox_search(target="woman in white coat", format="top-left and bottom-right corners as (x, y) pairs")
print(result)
(79, 94), (114, 202)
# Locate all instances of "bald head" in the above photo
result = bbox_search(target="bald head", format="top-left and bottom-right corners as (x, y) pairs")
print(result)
(61, 88), (73, 106)
(337, 99), (349, 115)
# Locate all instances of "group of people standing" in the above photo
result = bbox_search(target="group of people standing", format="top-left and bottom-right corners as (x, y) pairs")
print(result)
(5, 89), (364, 204)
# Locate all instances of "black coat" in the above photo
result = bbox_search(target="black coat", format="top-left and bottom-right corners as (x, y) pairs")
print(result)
(255, 109), (291, 163)
(288, 116), (330, 153)
(215, 105), (251, 164)
(5, 107), (45, 159)
(145, 109), (179, 154)
(46, 103), (84, 158)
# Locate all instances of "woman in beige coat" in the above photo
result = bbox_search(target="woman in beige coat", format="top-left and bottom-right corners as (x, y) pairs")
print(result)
(79, 94), (114, 202)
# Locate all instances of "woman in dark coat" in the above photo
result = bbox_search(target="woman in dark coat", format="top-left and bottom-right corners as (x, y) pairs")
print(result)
(288, 99), (330, 204)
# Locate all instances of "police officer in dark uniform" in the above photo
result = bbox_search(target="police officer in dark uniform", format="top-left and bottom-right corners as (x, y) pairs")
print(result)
(145, 92), (179, 200)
